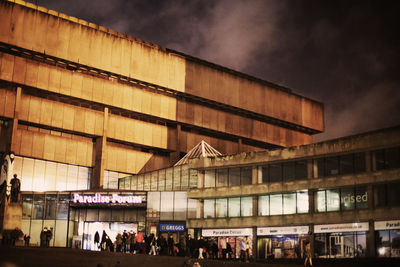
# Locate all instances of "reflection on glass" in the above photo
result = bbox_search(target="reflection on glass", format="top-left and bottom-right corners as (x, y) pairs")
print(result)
(33, 194), (44, 219)
(187, 198), (200, 219)
(228, 197), (240, 217)
(315, 191), (326, 212)
(340, 187), (355, 210)
(57, 194), (69, 220)
(204, 199), (215, 218)
(22, 194), (33, 219)
(241, 196), (253, 216)
(314, 158), (325, 178)
(174, 192), (187, 220)
(355, 187), (368, 209)
(216, 198), (227, 218)
(296, 190), (309, 213)
(270, 194), (282, 215)
(283, 193), (296, 214)
(160, 192), (173, 220)
(258, 195), (269, 216)
(326, 189), (340, 211)
(45, 194), (57, 219)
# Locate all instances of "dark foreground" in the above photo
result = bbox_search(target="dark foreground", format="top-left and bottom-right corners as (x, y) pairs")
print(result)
(1, 246), (399, 267)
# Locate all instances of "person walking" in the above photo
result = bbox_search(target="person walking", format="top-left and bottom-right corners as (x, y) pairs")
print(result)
(115, 232), (123, 252)
(304, 241), (312, 266)
(149, 234), (157, 255)
(94, 231), (100, 250)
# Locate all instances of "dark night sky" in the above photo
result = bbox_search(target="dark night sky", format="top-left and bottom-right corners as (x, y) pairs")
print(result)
(28, 0), (400, 142)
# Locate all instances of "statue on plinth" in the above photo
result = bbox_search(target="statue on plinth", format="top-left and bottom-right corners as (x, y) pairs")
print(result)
(10, 174), (21, 203)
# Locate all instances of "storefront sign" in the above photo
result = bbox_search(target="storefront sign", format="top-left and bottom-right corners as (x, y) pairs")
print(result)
(73, 193), (142, 204)
(374, 220), (400, 230)
(257, 226), (309, 236)
(160, 224), (185, 232)
(202, 228), (253, 237)
(314, 222), (369, 233)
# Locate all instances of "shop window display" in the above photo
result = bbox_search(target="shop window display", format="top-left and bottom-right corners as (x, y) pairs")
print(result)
(314, 232), (366, 258)
(257, 235), (308, 259)
(376, 230), (400, 257)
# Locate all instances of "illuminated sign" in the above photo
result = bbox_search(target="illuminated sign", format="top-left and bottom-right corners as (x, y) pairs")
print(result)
(375, 220), (400, 230)
(314, 222), (369, 233)
(202, 228), (253, 237)
(73, 193), (142, 204)
(160, 224), (185, 232)
(257, 226), (309, 236)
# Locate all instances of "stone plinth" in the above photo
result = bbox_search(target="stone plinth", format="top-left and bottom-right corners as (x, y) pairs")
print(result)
(3, 203), (22, 230)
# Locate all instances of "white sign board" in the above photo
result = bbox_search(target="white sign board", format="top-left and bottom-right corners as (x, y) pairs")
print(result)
(374, 220), (400, 230)
(202, 228), (253, 237)
(314, 222), (369, 233)
(257, 226), (309, 236)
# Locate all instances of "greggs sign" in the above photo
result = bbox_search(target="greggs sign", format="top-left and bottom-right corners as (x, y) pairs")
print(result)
(73, 193), (142, 204)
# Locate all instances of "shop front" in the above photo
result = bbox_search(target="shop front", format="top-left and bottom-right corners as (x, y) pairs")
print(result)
(257, 225), (309, 259)
(375, 220), (400, 257)
(201, 228), (253, 259)
(314, 222), (369, 258)
(158, 222), (186, 251)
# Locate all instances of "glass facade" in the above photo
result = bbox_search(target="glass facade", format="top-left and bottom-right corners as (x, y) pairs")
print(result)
(313, 153), (366, 178)
(373, 147), (400, 170)
(376, 230), (400, 257)
(315, 187), (368, 212)
(200, 196), (253, 218)
(374, 181), (400, 207)
(14, 156), (91, 192)
(259, 191), (309, 216)
(314, 232), (367, 258)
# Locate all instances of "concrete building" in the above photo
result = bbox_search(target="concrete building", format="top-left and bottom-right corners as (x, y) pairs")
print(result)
(0, 0), (323, 247)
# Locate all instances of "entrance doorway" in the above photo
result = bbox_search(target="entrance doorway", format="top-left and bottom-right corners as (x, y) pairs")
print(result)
(82, 222), (138, 250)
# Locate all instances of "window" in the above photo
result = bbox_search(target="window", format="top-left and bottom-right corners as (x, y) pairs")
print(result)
(165, 168), (173, 191)
(374, 147), (400, 170)
(181, 166), (189, 190)
(326, 157), (339, 176)
(189, 169), (198, 189)
(283, 162), (295, 182)
(241, 196), (253, 216)
(314, 158), (325, 178)
(270, 194), (283, 215)
(340, 154), (354, 175)
(57, 194), (70, 220)
(229, 168), (241, 186)
(151, 171), (158, 191)
(317, 187), (368, 212)
(216, 198), (228, 218)
(340, 187), (355, 210)
(204, 199), (215, 218)
(45, 194), (57, 219)
(228, 197), (240, 217)
(22, 194), (33, 219)
(296, 190), (309, 213)
(295, 160), (308, 180)
(283, 193), (296, 214)
(216, 169), (228, 187)
(241, 168), (252, 185)
(326, 189), (340, 211)
(32, 194), (44, 219)
(258, 195), (269, 216)
(315, 191), (326, 212)
(354, 153), (366, 173)
(174, 192), (187, 220)
(144, 173), (151, 191)
(269, 164), (282, 182)
(261, 166), (269, 183)
(160, 192), (174, 220)
(204, 170), (216, 188)
(374, 182), (400, 207)
(158, 170), (166, 191)
(173, 166), (181, 191)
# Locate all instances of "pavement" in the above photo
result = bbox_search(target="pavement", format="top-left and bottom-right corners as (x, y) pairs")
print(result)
(0, 246), (399, 267)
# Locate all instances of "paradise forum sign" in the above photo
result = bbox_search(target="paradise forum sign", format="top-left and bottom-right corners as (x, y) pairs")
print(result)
(73, 193), (143, 205)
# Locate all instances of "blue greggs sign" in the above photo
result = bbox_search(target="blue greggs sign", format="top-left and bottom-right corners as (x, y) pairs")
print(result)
(160, 224), (185, 232)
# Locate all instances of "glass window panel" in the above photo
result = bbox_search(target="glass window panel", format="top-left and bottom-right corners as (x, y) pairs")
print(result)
(56, 163), (68, 191)
(374, 184), (387, 207)
(387, 182), (400, 206)
(78, 166), (90, 190)
(21, 157), (34, 191)
(160, 192), (174, 220)
(390, 229), (400, 257)
(315, 190), (326, 212)
(204, 170), (215, 188)
(374, 150), (386, 170)
(204, 199), (215, 218)
(339, 154), (354, 175)
(229, 168), (241, 186)
(129, 175), (136, 191)
(111, 210), (124, 221)
(283, 193), (296, 214)
(386, 147), (400, 169)
(32, 194), (44, 219)
(151, 171), (158, 191)
(326, 189), (340, 211)
(144, 173), (151, 191)
(79, 209), (87, 221)
(86, 209), (99, 221)
(54, 220), (67, 247)
(269, 194), (282, 215)
(45, 194), (57, 219)
(356, 232), (367, 257)
(216, 169), (228, 187)
(108, 171), (119, 189)
(241, 168), (252, 185)
(240, 196), (253, 216)
(314, 158), (325, 178)
(283, 162), (295, 182)
(99, 209), (111, 221)
(258, 195), (269, 216)
(147, 192), (160, 214)
(158, 170), (166, 191)
(261, 166), (269, 183)
(13, 156), (23, 181)
(295, 160), (308, 180)
(181, 166), (189, 190)
(165, 168), (173, 191)
(187, 199), (201, 219)
(22, 193), (33, 219)
(340, 187), (355, 210)
(269, 164), (282, 183)
(355, 187), (368, 209)
(32, 160), (46, 191)
(228, 197), (240, 217)
(57, 194), (70, 220)
(173, 166), (181, 191)
(30, 220), (43, 246)
(189, 169), (198, 188)
(215, 198), (227, 218)
(66, 165), (78, 191)
(174, 192), (187, 220)
(137, 174), (144, 191)
(123, 209), (137, 222)
(44, 161), (57, 191)
(297, 190), (309, 213)
(326, 157), (339, 176)
(376, 230), (390, 257)
(354, 153), (366, 173)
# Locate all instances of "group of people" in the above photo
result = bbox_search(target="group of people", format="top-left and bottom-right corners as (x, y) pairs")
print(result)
(40, 227), (53, 247)
(92, 231), (252, 262)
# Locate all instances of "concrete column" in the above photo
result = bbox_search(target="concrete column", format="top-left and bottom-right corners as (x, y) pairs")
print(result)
(308, 189), (315, 214)
(91, 107), (108, 189)
(252, 226), (258, 259)
(252, 195), (258, 217)
(367, 185), (374, 211)
(367, 219), (376, 257)
(10, 87), (22, 153)
(169, 124), (181, 165)
(199, 200), (204, 219)
(252, 166), (258, 184)
(309, 224), (315, 257)
(307, 159), (314, 179)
